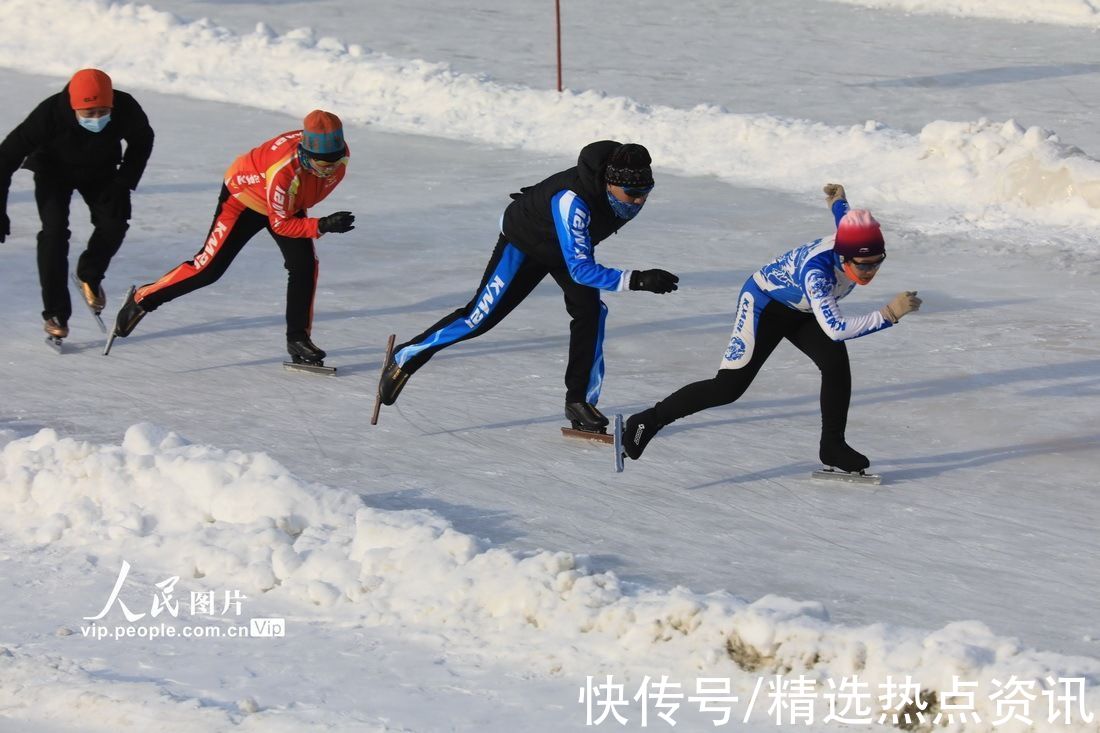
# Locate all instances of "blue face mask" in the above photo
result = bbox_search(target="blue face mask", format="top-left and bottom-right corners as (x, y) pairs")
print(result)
(76, 113), (111, 133)
(607, 191), (645, 220)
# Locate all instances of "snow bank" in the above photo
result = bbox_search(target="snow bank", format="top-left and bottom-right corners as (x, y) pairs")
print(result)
(0, 647), (360, 733)
(2, 0), (1100, 238)
(2, 426), (1098, 731)
(823, 0), (1100, 29)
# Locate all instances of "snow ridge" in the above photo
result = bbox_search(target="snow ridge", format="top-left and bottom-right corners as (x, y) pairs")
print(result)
(2, 426), (1098, 731)
(1, 0), (1100, 240)
(822, 0), (1100, 29)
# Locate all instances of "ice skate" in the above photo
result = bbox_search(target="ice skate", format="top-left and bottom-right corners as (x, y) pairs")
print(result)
(561, 401), (614, 443)
(76, 277), (106, 312)
(112, 286), (146, 338)
(284, 338), (337, 375)
(565, 401), (609, 431)
(71, 274), (108, 332)
(378, 356), (410, 407)
(287, 338), (327, 365)
(371, 334), (397, 425)
(43, 317), (69, 339)
(622, 408), (661, 460)
(104, 285), (145, 355)
(612, 414), (625, 472)
(814, 440), (881, 484)
(44, 317), (68, 352)
(819, 439), (870, 473)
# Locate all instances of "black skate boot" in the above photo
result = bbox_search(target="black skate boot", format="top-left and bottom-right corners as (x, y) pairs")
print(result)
(378, 356), (410, 406)
(112, 286), (147, 337)
(287, 338), (327, 366)
(819, 439), (870, 473)
(565, 402), (610, 433)
(623, 408), (661, 460)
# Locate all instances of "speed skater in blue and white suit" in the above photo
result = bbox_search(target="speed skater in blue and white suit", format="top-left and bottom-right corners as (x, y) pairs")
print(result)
(622, 184), (922, 473)
(377, 141), (680, 432)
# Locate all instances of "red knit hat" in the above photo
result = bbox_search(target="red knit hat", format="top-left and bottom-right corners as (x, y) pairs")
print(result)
(834, 209), (885, 259)
(69, 69), (113, 110)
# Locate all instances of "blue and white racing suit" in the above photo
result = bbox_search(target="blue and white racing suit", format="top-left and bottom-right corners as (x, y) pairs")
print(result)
(641, 199), (895, 451)
(720, 200), (891, 370)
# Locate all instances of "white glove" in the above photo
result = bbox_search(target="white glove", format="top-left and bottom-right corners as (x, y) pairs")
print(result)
(823, 183), (847, 207)
(881, 291), (922, 323)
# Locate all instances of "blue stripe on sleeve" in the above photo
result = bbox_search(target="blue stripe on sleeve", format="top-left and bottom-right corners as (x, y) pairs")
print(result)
(551, 191), (628, 291)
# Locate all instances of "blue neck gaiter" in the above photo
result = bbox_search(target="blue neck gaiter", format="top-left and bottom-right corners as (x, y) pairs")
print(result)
(607, 191), (644, 220)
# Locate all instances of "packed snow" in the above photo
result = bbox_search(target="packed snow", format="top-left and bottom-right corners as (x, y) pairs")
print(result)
(3, 425), (1098, 731)
(1, 0), (1099, 731)
(822, 0), (1100, 29)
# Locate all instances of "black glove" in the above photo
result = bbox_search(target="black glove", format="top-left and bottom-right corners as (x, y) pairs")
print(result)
(318, 211), (355, 234)
(97, 178), (132, 221)
(629, 269), (679, 294)
(0, 209), (9, 243)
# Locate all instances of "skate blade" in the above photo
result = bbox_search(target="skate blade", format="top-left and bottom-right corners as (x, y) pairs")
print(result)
(613, 414), (624, 473)
(811, 467), (882, 485)
(372, 333), (396, 426)
(283, 361), (337, 376)
(103, 330), (117, 356)
(561, 426), (614, 444)
(45, 335), (64, 354)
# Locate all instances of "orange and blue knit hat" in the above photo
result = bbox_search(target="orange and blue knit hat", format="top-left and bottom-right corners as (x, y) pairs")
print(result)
(301, 110), (345, 157)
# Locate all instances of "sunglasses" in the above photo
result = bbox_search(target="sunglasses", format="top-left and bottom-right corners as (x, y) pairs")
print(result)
(300, 145), (347, 163)
(848, 253), (887, 271)
(618, 184), (654, 198)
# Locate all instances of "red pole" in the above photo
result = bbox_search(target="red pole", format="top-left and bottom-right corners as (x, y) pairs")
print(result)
(555, 0), (563, 92)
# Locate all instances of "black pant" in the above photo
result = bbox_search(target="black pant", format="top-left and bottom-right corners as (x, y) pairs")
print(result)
(394, 235), (605, 403)
(138, 187), (318, 341)
(34, 172), (129, 324)
(654, 299), (852, 442)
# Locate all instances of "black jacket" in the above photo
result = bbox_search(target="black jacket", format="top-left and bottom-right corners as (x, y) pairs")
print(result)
(0, 84), (154, 205)
(501, 140), (628, 269)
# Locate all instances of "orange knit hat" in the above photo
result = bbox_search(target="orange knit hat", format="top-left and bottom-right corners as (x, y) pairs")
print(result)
(69, 69), (114, 110)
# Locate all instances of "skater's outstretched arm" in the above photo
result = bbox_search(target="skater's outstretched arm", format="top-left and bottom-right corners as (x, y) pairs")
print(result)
(550, 191), (632, 291)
